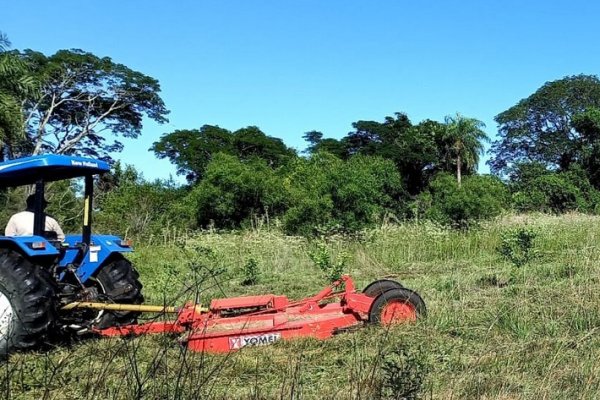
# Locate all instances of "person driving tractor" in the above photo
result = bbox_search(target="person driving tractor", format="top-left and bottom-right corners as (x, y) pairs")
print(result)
(4, 194), (65, 241)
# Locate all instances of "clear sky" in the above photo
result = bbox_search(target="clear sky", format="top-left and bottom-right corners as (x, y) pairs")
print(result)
(2, 1), (599, 182)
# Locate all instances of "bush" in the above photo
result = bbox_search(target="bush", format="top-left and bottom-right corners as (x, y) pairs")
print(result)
(182, 153), (286, 229)
(332, 155), (408, 230)
(280, 153), (338, 235)
(511, 170), (598, 214)
(498, 227), (539, 268)
(95, 170), (186, 237)
(308, 241), (349, 282)
(422, 173), (509, 228)
(283, 153), (408, 235)
(240, 257), (260, 286)
(508, 162), (600, 213)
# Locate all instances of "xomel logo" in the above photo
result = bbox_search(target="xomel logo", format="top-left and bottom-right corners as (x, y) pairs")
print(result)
(229, 333), (282, 349)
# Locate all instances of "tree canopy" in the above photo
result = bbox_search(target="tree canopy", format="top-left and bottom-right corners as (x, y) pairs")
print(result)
(0, 32), (37, 160)
(13, 49), (169, 161)
(489, 74), (600, 175)
(440, 113), (488, 186)
(302, 113), (485, 194)
(152, 125), (296, 183)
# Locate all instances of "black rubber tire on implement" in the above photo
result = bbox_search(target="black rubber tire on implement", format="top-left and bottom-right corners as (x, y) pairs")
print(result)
(368, 288), (427, 325)
(0, 249), (56, 357)
(362, 279), (404, 298)
(92, 255), (144, 329)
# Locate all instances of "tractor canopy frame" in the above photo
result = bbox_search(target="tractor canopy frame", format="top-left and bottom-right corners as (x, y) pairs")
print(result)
(0, 155), (110, 246)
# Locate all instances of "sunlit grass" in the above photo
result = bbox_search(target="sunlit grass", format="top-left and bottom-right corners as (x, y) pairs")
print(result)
(4, 213), (600, 399)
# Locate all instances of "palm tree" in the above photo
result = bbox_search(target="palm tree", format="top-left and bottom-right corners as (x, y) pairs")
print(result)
(0, 32), (37, 160)
(442, 113), (489, 187)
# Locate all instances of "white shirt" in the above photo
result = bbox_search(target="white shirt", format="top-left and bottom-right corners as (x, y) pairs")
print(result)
(4, 211), (65, 241)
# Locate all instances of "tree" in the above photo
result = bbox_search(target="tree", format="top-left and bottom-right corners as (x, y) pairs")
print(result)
(152, 125), (296, 183)
(441, 113), (488, 186)
(14, 49), (169, 161)
(151, 125), (233, 182)
(489, 75), (600, 175)
(572, 107), (600, 188)
(303, 113), (462, 195)
(0, 32), (37, 160)
(231, 126), (296, 166)
(344, 113), (439, 194)
(396, 120), (441, 194)
(302, 130), (347, 158)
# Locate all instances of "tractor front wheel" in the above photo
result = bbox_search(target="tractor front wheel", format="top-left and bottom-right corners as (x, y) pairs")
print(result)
(91, 255), (144, 329)
(0, 249), (56, 357)
(368, 288), (426, 325)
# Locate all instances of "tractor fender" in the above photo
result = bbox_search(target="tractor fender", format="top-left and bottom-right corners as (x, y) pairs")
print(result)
(0, 236), (60, 258)
(61, 234), (133, 283)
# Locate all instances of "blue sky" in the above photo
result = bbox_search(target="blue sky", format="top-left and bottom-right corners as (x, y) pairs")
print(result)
(2, 1), (599, 182)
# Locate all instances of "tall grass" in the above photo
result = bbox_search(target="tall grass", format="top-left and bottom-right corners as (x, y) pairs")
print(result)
(3, 213), (600, 399)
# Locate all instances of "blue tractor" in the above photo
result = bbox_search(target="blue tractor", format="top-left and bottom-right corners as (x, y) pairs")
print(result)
(0, 155), (144, 355)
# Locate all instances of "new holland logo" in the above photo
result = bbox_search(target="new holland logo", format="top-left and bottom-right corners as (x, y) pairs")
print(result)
(70, 160), (99, 168)
(229, 333), (282, 349)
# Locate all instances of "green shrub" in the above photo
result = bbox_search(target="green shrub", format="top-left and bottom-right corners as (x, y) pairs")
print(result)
(95, 175), (186, 237)
(183, 153), (286, 229)
(378, 345), (429, 400)
(308, 241), (349, 282)
(422, 173), (509, 228)
(512, 174), (585, 213)
(509, 163), (600, 213)
(281, 153), (339, 235)
(240, 257), (260, 286)
(498, 227), (539, 268)
(283, 153), (408, 235)
(332, 155), (408, 230)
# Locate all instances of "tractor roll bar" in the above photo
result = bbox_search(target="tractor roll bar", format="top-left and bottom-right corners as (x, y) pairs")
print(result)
(82, 175), (93, 246)
(33, 180), (45, 237)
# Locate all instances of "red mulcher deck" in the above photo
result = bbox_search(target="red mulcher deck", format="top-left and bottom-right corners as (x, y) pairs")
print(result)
(94, 276), (426, 353)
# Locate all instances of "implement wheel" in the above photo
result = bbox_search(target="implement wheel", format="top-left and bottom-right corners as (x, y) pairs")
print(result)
(0, 249), (56, 356)
(368, 288), (426, 325)
(91, 255), (144, 329)
(362, 279), (404, 298)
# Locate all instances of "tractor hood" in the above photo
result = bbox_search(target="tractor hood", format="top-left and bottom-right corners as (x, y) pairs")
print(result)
(0, 155), (110, 186)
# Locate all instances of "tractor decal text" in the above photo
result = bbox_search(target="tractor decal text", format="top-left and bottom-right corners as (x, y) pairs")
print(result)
(71, 160), (99, 168)
(229, 333), (281, 349)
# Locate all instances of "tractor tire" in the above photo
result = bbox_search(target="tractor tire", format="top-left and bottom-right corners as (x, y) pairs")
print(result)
(92, 255), (144, 329)
(362, 279), (404, 298)
(0, 249), (56, 357)
(368, 288), (426, 325)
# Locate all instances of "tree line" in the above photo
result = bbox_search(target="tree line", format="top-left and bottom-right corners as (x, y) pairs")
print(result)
(2, 31), (600, 236)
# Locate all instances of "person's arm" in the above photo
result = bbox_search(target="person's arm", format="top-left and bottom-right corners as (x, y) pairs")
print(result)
(46, 217), (65, 241)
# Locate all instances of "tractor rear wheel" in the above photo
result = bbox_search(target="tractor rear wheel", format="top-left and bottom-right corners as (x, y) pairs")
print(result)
(91, 255), (144, 329)
(0, 249), (56, 357)
(362, 279), (404, 298)
(368, 288), (426, 325)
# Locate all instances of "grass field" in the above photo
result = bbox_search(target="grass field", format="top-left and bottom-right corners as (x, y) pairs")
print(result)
(3, 213), (600, 399)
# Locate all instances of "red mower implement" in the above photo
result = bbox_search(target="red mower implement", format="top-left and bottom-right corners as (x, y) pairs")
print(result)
(73, 276), (426, 353)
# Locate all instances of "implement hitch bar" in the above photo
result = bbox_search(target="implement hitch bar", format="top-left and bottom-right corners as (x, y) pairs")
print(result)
(64, 276), (425, 353)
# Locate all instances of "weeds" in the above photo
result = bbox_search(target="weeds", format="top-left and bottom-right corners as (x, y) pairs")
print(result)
(308, 241), (350, 282)
(378, 345), (428, 400)
(498, 226), (539, 268)
(241, 258), (260, 286)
